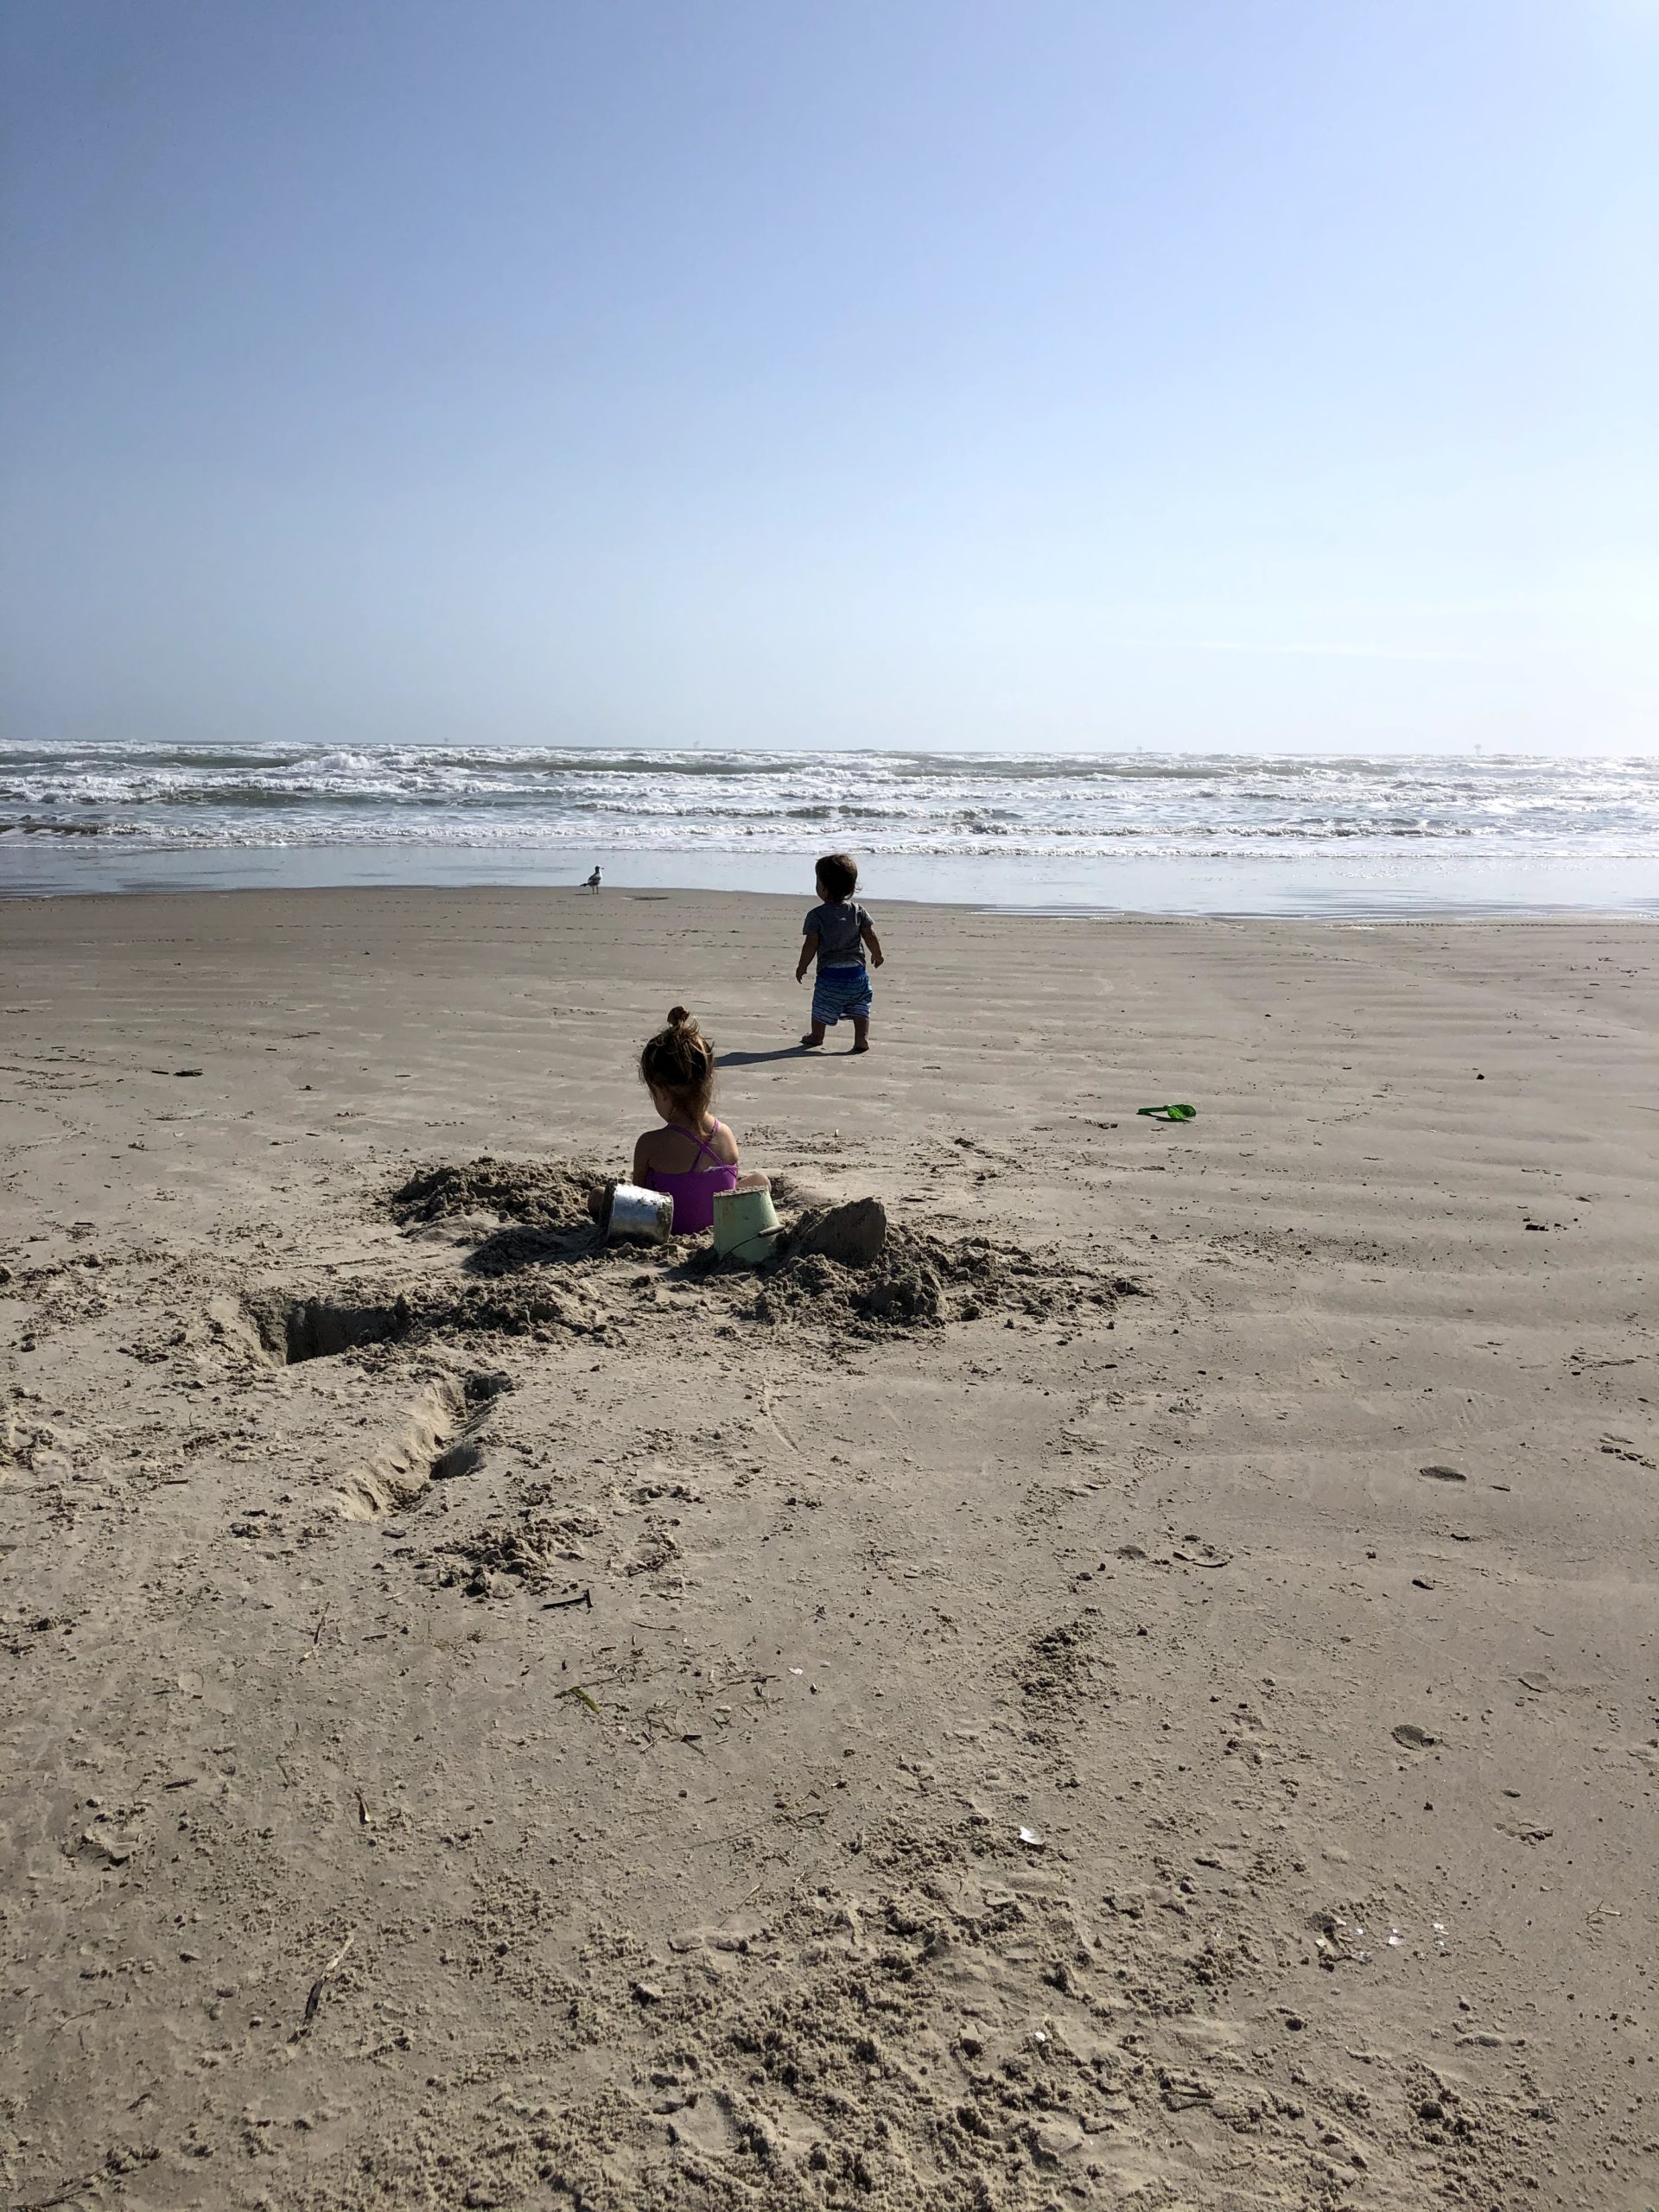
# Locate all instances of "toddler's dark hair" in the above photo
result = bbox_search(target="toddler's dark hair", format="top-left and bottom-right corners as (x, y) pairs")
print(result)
(639, 1005), (715, 1118)
(816, 852), (858, 899)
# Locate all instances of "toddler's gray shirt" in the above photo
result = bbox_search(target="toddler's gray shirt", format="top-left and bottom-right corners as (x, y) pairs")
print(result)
(804, 899), (871, 968)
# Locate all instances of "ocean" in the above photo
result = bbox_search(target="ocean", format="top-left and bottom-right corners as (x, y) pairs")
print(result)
(3, 741), (1656, 916)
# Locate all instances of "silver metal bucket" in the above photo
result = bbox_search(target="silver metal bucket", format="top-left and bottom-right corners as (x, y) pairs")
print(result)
(602, 1179), (674, 1245)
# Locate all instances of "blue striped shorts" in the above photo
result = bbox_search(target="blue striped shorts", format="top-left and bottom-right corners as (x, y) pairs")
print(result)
(811, 963), (873, 1026)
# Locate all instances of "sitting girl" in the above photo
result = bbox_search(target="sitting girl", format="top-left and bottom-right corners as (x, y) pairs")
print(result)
(627, 1006), (745, 1234)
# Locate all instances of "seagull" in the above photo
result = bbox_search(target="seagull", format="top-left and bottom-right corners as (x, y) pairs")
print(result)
(584, 867), (602, 893)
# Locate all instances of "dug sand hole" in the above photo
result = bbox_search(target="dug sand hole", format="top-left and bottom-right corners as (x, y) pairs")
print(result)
(334, 1369), (510, 1522)
(245, 1290), (411, 1366)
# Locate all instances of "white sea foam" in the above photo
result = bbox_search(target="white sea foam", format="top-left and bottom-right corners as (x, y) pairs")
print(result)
(3, 742), (1656, 864)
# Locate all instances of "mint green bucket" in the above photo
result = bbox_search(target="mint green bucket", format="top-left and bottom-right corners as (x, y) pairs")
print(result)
(712, 1185), (785, 1264)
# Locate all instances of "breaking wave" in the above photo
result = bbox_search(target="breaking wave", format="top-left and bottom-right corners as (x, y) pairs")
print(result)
(3, 742), (1656, 864)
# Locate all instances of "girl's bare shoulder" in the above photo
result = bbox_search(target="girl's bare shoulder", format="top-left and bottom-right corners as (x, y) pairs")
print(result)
(633, 1125), (673, 1174)
(634, 1121), (738, 1173)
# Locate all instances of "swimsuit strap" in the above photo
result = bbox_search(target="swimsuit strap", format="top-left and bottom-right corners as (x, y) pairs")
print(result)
(664, 1119), (723, 1167)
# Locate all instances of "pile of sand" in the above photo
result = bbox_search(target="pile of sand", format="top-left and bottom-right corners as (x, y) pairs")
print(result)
(376, 1159), (1141, 1351)
(751, 1205), (1141, 1341)
(390, 1154), (604, 1230)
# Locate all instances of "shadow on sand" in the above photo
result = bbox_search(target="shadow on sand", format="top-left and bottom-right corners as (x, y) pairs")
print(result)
(717, 1044), (817, 1067)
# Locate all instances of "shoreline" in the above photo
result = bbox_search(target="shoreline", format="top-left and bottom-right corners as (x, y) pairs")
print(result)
(3, 887), (1656, 2209)
(3, 838), (1658, 918)
(6, 874), (1659, 932)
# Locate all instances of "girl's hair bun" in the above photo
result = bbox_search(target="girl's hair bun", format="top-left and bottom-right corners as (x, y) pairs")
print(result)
(640, 1006), (716, 1109)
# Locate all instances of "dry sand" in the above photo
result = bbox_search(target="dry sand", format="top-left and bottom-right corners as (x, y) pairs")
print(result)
(2, 886), (1656, 2212)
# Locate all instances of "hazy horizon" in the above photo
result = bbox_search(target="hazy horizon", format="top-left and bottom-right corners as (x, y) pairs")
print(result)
(3, 3), (1656, 760)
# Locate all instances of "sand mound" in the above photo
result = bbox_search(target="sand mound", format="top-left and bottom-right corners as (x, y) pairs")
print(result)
(787, 1195), (889, 1268)
(258, 1160), (1149, 1359)
(749, 1222), (1136, 1340)
(405, 1276), (591, 1344)
(391, 1154), (602, 1230)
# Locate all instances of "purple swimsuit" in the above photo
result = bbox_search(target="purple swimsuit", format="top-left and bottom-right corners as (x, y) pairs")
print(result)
(642, 1120), (740, 1234)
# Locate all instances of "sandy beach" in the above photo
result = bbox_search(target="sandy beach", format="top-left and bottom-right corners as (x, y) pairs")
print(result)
(2, 885), (1656, 2212)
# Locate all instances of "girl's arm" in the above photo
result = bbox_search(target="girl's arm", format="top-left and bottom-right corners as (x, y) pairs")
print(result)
(861, 922), (884, 968)
(632, 1131), (654, 1182)
(796, 930), (820, 982)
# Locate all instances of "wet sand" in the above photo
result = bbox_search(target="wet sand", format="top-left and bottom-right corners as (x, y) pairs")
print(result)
(3, 887), (1656, 2209)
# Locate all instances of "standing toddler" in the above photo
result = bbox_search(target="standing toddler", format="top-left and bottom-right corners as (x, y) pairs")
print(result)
(796, 852), (884, 1053)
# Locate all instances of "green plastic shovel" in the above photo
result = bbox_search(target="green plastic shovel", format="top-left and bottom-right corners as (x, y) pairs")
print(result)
(1137, 1103), (1197, 1122)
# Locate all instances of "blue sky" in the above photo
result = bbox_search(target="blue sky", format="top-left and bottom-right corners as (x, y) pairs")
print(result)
(3, 0), (1655, 753)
